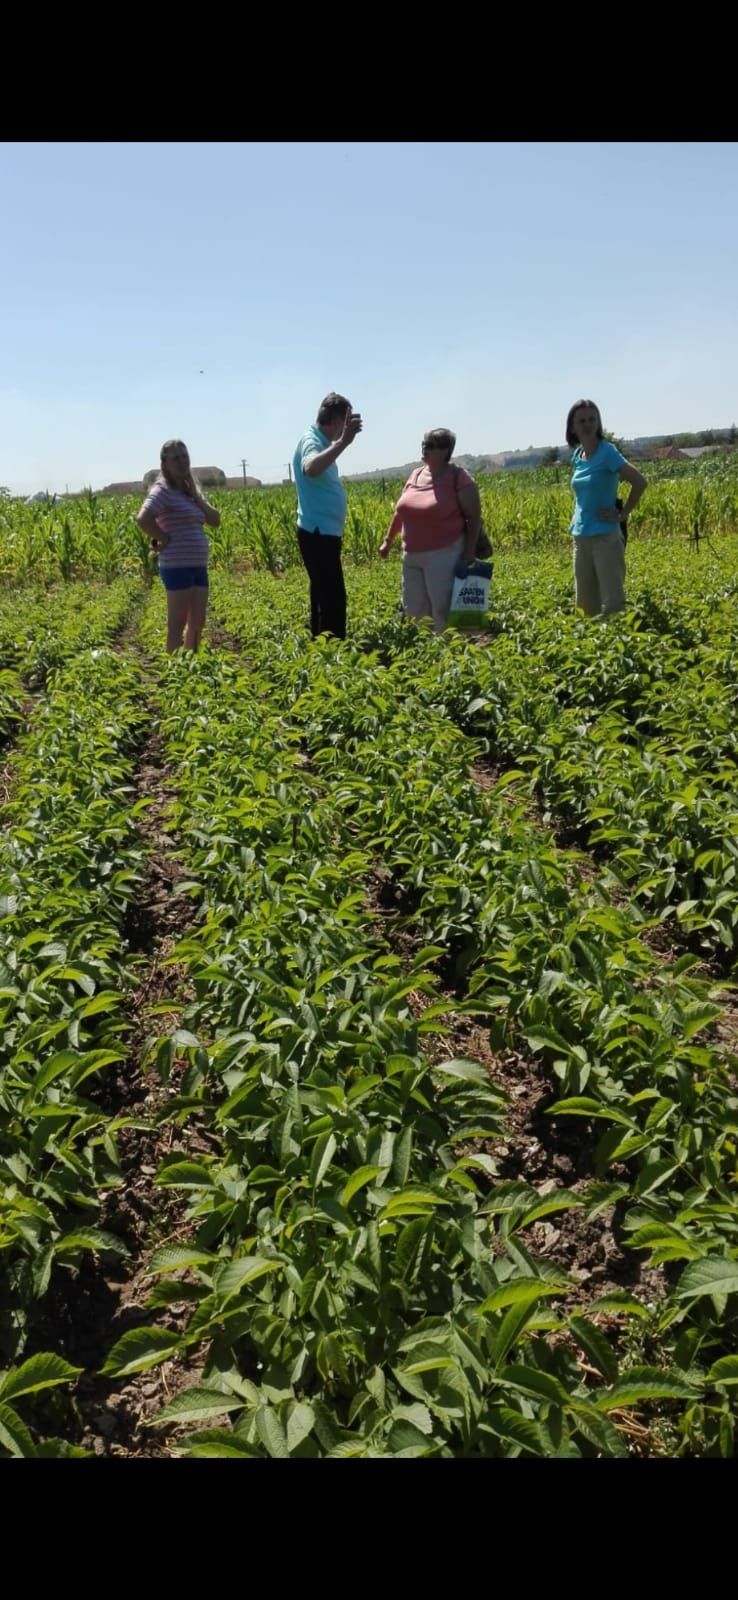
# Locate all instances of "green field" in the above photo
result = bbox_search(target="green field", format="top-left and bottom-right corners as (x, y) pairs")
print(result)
(0, 462), (737, 1458)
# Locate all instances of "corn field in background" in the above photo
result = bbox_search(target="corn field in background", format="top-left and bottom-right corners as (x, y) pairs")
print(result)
(2, 455), (738, 587)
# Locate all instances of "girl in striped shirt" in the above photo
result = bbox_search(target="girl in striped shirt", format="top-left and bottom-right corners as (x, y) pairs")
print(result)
(137, 439), (220, 651)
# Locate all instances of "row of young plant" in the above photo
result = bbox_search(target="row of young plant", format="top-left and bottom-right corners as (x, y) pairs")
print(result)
(213, 545), (738, 957)
(103, 588), (737, 1456)
(492, 539), (738, 720)
(452, 569), (738, 961)
(0, 673), (24, 755)
(0, 578), (141, 687)
(309, 543), (738, 960)
(492, 537), (738, 670)
(110, 611), (557, 1458)
(0, 578), (142, 790)
(0, 646), (151, 1456)
(212, 576), (738, 1279)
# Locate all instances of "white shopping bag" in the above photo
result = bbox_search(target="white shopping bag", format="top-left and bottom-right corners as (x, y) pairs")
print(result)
(448, 568), (491, 630)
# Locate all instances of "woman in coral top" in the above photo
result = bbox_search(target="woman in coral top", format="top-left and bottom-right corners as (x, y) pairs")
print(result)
(379, 427), (481, 632)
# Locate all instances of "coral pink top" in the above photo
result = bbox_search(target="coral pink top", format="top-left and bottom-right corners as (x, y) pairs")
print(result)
(395, 465), (473, 553)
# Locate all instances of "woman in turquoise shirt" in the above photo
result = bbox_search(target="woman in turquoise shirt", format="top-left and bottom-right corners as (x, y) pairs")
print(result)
(566, 399), (647, 616)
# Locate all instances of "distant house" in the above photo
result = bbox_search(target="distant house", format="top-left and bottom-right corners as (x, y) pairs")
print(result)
(649, 444), (721, 463)
(142, 465), (227, 491)
(102, 480), (144, 496)
(224, 475), (262, 489)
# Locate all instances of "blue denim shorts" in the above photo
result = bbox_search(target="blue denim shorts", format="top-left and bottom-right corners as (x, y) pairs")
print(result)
(159, 565), (209, 591)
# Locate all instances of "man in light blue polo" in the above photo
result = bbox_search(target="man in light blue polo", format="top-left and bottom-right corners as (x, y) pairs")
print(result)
(293, 392), (362, 639)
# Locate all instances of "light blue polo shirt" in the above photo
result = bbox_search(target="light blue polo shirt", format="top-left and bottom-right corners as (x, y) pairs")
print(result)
(293, 424), (347, 537)
(570, 439), (627, 537)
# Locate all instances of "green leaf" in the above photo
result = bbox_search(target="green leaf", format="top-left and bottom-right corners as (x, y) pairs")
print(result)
(310, 1131), (337, 1191)
(400, 1343), (456, 1377)
(499, 1365), (571, 1406)
(35, 1438), (90, 1459)
(394, 1216), (431, 1282)
(583, 1182), (629, 1219)
(387, 1419), (434, 1456)
(54, 1228), (129, 1258)
(147, 1245), (216, 1275)
(567, 1315), (619, 1385)
(155, 1160), (212, 1188)
(149, 1388), (244, 1426)
(68, 1049), (127, 1089)
(380, 1188), (449, 1219)
(365, 1368), (386, 1409)
(287, 1402), (315, 1453)
(708, 1356), (738, 1387)
(311, 1398), (343, 1453)
(213, 1256), (282, 1305)
(573, 1409), (628, 1458)
(677, 1258), (738, 1301)
(340, 1165), (381, 1207)
(392, 1125), (413, 1187)
(495, 1299), (546, 1367)
(480, 1277), (568, 1315)
(484, 1405), (546, 1455)
(76, 992), (123, 1019)
(597, 1366), (703, 1411)
(175, 1429), (259, 1458)
(30, 1049), (82, 1096)
(101, 1327), (181, 1378)
(392, 1402), (433, 1436)
(0, 1403), (37, 1458)
(633, 1159), (683, 1198)
(0, 1352), (82, 1402)
(514, 1193), (584, 1228)
(432, 1058), (491, 1085)
(588, 1292), (649, 1321)
(255, 1405), (290, 1459)
(550, 1097), (633, 1126)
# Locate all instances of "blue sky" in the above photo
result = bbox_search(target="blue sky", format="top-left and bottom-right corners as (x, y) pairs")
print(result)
(1, 141), (736, 494)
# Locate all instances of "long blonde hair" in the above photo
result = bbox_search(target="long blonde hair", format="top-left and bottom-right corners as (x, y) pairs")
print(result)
(159, 439), (200, 500)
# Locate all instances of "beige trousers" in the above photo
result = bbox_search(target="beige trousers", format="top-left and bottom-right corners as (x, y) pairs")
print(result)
(574, 531), (626, 617)
(402, 537), (464, 633)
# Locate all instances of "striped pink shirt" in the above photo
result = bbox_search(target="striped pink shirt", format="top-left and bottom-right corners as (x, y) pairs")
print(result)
(140, 478), (209, 567)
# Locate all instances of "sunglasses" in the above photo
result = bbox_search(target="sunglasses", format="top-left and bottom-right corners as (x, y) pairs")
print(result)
(422, 440), (446, 452)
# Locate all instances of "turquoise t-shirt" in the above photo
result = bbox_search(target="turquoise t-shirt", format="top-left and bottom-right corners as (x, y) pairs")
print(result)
(570, 439), (627, 537)
(293, 424), (347, 537)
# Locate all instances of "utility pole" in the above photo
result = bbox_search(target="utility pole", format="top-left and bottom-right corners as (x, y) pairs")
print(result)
(286, 463), (292, 483)
(240, 458), (249, 487)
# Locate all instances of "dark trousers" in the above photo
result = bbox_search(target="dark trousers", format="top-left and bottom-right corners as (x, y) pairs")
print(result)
(297, 528), (346, 639)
